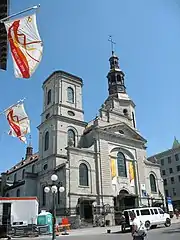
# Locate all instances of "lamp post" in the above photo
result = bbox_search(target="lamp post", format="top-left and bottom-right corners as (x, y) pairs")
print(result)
(44, 174), (65, 240)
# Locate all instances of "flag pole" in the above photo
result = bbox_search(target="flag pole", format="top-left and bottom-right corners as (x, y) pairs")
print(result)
(0, 4), (40, 23)
(0, 98), (26, 116)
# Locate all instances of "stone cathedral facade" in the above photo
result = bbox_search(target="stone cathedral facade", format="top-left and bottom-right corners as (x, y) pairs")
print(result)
(2, 51), (165, 225)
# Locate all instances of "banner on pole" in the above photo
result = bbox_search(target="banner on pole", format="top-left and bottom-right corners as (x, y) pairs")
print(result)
(5, 102), (30, 143)
(129, 162), (135, 187)
(4, 14), (43, 78)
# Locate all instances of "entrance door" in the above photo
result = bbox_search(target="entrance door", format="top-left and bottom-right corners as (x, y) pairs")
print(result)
(80, 200), (93, 221)
(118, 190), (137, 211)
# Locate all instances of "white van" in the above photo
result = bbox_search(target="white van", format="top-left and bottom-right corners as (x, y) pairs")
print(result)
(123, 207), (171, 230)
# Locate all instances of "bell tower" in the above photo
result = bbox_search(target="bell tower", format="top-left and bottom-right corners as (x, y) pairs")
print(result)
(99, 37), (137, 129)
(107, 52), (126, 96)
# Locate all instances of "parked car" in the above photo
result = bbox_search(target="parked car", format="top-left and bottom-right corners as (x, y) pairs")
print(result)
(123, 207), (171, 230)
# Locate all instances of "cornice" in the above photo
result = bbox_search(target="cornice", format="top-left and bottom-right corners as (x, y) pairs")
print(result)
(144, 159), (160, 167)
(95, 128), (146, 147)
(66, 146), (95, 155)
(38, 115), (87, 129)
(43, 70), (83, 86)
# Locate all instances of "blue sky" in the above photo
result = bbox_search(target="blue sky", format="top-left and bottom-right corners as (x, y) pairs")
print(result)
(0, 0), (180, 172)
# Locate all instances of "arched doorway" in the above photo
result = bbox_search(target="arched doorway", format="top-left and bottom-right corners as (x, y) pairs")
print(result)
(115, 189), (137, 211)
(77, 198), (94, 222)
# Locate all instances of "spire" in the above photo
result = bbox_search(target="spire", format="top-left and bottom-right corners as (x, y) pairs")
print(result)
(107, 36), (126, 96)
(25, 135), (33, 159)
(172, 136), (180, 149)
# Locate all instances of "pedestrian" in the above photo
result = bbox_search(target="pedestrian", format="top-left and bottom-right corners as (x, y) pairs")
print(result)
(175, 208), (179, 219)
(120, 212), (126, 232)
(129, 211), (147, 240)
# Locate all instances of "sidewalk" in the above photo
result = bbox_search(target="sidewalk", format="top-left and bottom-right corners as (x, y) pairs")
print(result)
(10, 217), (180, 239)
(62, 217), (180, 236)
(171, 217), (180, 224)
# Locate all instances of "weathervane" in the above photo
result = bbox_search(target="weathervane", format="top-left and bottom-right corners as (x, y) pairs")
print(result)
(108, 35), (116, 54)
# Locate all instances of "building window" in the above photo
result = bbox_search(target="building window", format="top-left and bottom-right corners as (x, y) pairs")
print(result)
(32, 165), (35, 173)
(16, 189), (20, 197)
(161, 159), (164, 166)
(175, 154), (179, 161)
(22, 169), (25, 179)
(47, 89), (51, 105)
(14, 173), (17, 182)
(162, 170), (166, 176)
(79, 163), (89, 186)
(67, 87), (74, 103)
(150, 174), (157, 193)
(177, 165), (180, 172)
(173, 188), (176, 196)
(44, 131), (49, 151)
(117, 152), (127, 177)
(43, 164), (48, 171)
(165, 189), (169, 197)
(179, 175), (180, 182)
(67, 129), (75, 147)
(168, 157), (171, 164)
(169, 168), (173, 174)
(42, 187), (46, 206)
(171, 177), (175, 184)
(163, 179), (167, 186)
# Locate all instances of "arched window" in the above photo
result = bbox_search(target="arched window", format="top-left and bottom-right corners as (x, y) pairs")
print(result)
(150, 174), (157, 193)
(16, 189), (20, 197)
(47, 89), (51, 105)
(14, 173), (17, 182)
(44, 131), (49, 151)
(117, 152), (127, 177)
(79, 163), (89, 186)
(117, 75), (121, 83)
(67, 129), (75, 147)
(67, 87), (74, 103)
(43, 164), (48, 171)
(32, 164), (35, 173)
(22, 169), (25, 179)
(42, 187), (46, 206)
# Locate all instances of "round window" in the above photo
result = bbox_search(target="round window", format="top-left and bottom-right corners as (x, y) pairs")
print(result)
(68, 111), (75, 116)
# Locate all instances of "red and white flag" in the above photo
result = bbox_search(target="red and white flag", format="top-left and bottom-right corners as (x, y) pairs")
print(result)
(5, 103), (30, 143)
(4, 14), (43, 78)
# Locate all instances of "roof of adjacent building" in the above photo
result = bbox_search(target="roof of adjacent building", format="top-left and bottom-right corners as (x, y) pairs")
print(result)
(6, 153), (39, 175)
(148, 137), (180, 160)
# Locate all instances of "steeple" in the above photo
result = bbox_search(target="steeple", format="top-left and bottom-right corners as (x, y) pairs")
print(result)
(172, 136), (180, 149)
(25, 135), (33, 159)
(107, 38), (126, 96)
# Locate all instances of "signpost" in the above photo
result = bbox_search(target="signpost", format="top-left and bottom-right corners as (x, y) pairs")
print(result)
(167, 197), (173, 212)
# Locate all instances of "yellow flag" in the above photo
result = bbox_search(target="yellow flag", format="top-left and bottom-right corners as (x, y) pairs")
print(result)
(129, 162), (135, 186)
(111, 158), (116, 178)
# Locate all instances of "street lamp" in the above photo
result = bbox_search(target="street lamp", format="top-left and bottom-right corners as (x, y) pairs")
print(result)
(44, 174), (65, 240)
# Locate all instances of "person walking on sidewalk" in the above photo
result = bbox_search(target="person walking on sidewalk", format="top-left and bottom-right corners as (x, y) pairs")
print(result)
(130, 211), (147, 240)
(175, 208), (179, 219)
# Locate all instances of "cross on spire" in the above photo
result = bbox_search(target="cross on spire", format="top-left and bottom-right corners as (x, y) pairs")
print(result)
(108, 35), (116, 55)
(28, 134), (32, 147)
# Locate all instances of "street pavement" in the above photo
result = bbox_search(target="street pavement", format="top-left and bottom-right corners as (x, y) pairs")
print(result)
(11, 222), (180, 240)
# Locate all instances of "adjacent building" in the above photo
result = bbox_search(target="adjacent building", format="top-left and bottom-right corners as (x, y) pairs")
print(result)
(148, 138), (180, 209)
(1, 51), (165, 224)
